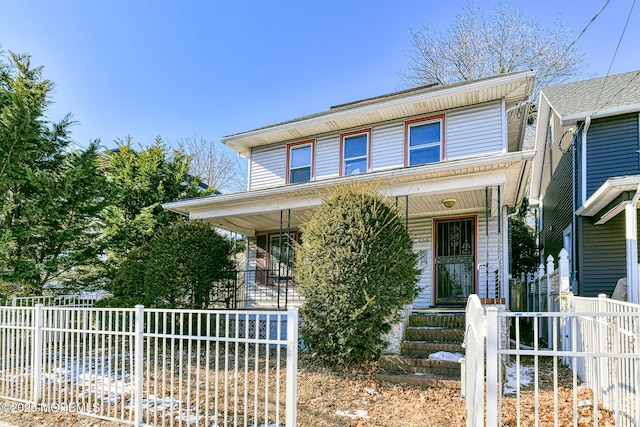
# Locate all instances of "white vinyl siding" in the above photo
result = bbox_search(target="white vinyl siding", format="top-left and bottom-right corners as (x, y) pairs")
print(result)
(371, 122), (404, 171)
(409, 216), (433, 308)
(314, 134), (339, 180)
(248, 101), (505, 189)
(249, 145), (286, 190)
(409, 210), (502, 308)
(446, 101), (503, 160)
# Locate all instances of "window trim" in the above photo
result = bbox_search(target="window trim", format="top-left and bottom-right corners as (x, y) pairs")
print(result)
(339, 128), (372, 176)
(404, 114), (445, 167)
(286, 139), (315, 184)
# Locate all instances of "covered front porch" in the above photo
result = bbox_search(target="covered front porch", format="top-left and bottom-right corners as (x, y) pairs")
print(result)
(163, 151), (533, 309)
(576, 174), (640, 303)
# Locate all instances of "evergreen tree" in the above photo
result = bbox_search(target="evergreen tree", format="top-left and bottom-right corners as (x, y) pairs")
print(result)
(0, 51), (110, 296)
(296, 185), (419, 365)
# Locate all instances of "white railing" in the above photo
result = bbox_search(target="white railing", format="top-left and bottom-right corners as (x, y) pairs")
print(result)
(9, 294), (104, 307)
(0, 305), (299, 427)
(465, 293), (640, 427)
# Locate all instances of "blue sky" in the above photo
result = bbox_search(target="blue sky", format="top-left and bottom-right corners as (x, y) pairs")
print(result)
(1, 0), (639, 158)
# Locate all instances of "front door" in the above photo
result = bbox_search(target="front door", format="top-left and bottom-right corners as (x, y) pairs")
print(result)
(435, 218), (476, 305)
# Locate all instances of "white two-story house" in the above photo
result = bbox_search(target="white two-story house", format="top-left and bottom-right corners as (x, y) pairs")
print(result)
(163, 71), (536, 309)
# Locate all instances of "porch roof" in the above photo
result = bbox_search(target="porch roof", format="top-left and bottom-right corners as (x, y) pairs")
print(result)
(576, 175), (640, 224)
(163, 150), (534, 236)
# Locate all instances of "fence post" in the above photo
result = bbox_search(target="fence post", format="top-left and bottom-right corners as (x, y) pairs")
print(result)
(32, 304), (44, 404)
(558, 249), (570, 293)
(286, 307), (298, 427)
(486, 307), (499, 427)
(134, 305), (144, 427)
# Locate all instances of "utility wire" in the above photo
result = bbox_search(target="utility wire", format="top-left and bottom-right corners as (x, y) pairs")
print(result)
(545, 0), (611, 74)
(592, 0), (638, 113)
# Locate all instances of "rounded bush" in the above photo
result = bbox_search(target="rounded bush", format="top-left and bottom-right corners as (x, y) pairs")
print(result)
(296, 185), (419, 365)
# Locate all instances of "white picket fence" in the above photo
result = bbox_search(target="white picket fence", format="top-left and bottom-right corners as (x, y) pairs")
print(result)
(0, 305), (299, 426)
(464, 293), (640, 427)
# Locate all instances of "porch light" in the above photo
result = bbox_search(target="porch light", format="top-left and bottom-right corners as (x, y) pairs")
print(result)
(442, 198), (456, 209)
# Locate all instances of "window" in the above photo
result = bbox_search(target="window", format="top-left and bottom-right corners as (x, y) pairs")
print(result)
(340, 129), (371, 176)
(405, 115), (444, 167)
(286, 140), (314, 184)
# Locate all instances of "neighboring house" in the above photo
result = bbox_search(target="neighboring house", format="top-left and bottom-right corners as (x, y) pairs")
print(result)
(163, 71), (536, 309)
(530, 70), (640, 303)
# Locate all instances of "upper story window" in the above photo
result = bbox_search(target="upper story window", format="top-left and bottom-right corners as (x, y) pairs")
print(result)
(286, 139), (314, 184)
(404, 114), (445, 167)
(340, 129), (371, 176)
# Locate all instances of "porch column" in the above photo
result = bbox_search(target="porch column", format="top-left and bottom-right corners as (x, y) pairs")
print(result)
(625, 201), (639, 304)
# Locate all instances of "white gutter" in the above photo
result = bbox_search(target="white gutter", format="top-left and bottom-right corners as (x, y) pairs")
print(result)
(222, 71), (537, 153)
(560, 103), (640, 126)
(163, 150), (534, 214)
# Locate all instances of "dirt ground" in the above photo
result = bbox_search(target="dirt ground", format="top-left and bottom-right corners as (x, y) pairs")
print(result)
(0, 354), (615, 427)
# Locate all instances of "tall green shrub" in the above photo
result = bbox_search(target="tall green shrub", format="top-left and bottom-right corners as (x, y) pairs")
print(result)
(296, 184), (419, 365)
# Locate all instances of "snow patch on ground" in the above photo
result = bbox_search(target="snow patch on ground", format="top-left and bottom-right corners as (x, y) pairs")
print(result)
(503, 364), (534, 394)
(428, 351), (465, 362)
(336, 409), (370, 419)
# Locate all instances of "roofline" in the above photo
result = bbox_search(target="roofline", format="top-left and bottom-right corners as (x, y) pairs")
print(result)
(559, 103), (640, 126)
(221, 70), (536, 154)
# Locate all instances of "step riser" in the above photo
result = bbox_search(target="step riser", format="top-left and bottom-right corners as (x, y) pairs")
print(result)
(408, 315), (465, 328)
(380, 356), (461, 377)
(404, 328), (465, 343)
(400, 342), (464, 356)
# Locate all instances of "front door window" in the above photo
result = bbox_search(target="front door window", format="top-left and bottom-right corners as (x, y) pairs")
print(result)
(435, 218), (476, 305)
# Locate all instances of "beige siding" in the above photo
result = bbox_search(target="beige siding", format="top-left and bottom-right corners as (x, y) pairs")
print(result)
(446, 101), (503, 160)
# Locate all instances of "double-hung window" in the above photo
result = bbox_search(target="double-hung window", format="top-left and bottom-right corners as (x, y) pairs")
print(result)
(405, 114), (444, 167)
(340, 129), (371, 176)
(287, 140), (314, 184)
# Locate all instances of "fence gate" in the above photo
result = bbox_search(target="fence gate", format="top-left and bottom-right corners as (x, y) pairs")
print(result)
(465, 294), (640, 427)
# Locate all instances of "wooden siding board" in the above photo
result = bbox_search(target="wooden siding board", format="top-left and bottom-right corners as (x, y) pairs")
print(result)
(586, 114), (640, 197)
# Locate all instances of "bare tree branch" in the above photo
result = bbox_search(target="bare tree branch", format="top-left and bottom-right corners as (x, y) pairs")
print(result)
(399, 0), (585, 102)
(179, 134), (247, 193)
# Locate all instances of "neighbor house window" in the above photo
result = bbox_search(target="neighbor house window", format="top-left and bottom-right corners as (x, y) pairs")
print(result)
(404, 114), (445, 167)
(286, 140), (314, 184)
(340, 129), (371, 176)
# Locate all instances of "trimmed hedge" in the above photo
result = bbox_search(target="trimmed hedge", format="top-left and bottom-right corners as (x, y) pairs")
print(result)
(296, 184), (419, 365)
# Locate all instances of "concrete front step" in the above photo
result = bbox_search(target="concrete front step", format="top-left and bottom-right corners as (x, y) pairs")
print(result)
(403, 326), (465, 343)
(400, 341), (465, 357)
(379, 354), (462, 377)
(377, 373), (460, 389)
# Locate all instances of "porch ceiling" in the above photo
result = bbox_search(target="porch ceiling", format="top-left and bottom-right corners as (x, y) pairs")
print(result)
(163, 151), (534, 236)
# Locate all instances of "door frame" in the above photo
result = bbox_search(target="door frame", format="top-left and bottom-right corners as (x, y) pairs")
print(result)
(432, 215), (478, 306)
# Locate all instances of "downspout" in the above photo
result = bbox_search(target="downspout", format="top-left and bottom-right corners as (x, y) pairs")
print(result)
(626, 183), (640, 304)
(486, 187), (490, 299)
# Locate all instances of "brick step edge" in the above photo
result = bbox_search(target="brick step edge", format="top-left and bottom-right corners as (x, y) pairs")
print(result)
(400, 341), (465, 355)
(377, 373), (461, 390)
